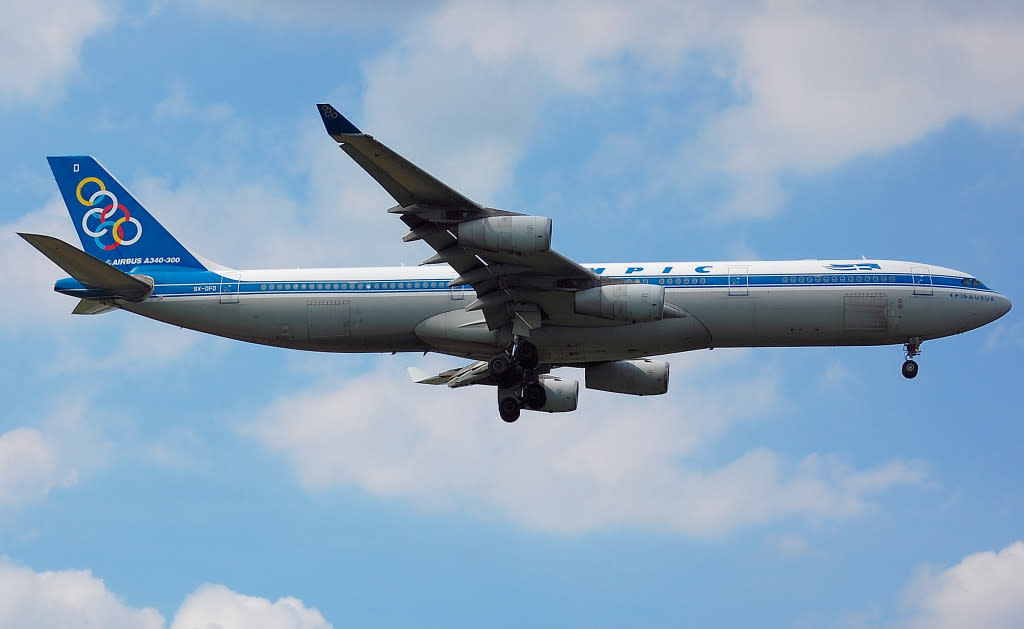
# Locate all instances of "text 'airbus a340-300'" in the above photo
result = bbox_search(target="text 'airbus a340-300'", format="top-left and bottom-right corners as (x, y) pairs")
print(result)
(20, 104), (1012, 422)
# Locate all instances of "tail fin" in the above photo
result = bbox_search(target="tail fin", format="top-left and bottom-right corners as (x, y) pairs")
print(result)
(47, 156), (207, 271)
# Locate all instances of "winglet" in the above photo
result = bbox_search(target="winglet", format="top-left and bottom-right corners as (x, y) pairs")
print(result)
(316, 103), (361, 137)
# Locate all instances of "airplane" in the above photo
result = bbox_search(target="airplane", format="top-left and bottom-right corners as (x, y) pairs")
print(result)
(19, 103), (1012, 422)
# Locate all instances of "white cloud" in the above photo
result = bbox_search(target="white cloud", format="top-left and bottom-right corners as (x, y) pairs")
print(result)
(3, 198), (83, 329)
(0, 408), (109, 509)
(0, 562), (331, 629)
(187, 0), (433, 27)
(770, 534), (820, 559)
(347, 1), (1024, 218)
(0, 562), (163, 629)
(0, 0), (113, 105)
(170, 584), (331, 629)
(899, 541), (1024, 629)
(688, 2), (1024, 217)
(242, 354), (925, 536)
(154, 80), (233, 122)
(0, 428), (75, 508)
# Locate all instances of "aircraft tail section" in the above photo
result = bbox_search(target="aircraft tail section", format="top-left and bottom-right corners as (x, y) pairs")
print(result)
(19, 233), (154, 302)
(47, 156), (208, 271)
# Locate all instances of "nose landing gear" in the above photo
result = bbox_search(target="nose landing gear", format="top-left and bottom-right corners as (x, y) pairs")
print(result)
(902, 337), (922, 379)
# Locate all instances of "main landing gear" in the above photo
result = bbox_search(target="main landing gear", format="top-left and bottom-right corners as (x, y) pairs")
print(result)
(492, 337), (543, 423)
(902, 337), (922, 379)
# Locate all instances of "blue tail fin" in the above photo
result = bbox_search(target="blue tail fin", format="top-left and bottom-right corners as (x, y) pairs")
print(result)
(47, 156), (207, 271)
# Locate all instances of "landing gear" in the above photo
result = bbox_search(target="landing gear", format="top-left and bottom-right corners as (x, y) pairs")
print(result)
(514, 340), (539, 370)
(488, 354), (511, 380)
(494, 336), (543, 421)
(498, 396), (521, 423)
(902, 337), (922, 379)
(488, 337), (538, 381)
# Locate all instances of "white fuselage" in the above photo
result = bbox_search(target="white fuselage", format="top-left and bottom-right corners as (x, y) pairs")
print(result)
(112, 258), (1011, 365)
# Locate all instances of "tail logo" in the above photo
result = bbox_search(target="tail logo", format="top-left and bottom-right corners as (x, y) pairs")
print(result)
(75, 177), (142, 251)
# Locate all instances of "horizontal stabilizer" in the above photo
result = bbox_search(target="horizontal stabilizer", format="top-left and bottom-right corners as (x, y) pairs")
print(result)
(72, 299), (117, 315)
(408, 361), (491, 388)
(407, 367), (452, 385)
(19, 233), (153, 301)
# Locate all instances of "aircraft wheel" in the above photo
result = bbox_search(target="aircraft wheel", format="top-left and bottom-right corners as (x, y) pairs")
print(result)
(523, 382), (547, 410)
(517, 341), (539, 370)
(489, 354), (511, 379)
(499, 397), (521, 423)
(902, 359), (919, 379)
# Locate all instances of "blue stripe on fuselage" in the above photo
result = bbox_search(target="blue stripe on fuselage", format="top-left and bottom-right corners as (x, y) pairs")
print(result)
(53, 270), (996, 299)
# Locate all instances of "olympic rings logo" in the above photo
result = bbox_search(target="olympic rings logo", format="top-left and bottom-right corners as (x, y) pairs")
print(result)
(75, 177), (142, 251)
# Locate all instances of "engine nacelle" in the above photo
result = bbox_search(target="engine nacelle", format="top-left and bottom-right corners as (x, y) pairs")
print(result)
(457, 215), (552, 255)
(574, 283), (666, 322)
(532, 376), (579, 413)
(585, 359), (669, 396)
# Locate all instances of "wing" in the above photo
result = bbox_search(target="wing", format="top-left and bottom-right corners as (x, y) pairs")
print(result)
(317, 104), (603, 332)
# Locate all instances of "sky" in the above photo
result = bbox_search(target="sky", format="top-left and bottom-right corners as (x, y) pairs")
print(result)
(2, 1), (1023, 627)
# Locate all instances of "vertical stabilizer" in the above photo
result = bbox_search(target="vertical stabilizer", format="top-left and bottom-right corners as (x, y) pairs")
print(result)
(47, 156), (207, 271)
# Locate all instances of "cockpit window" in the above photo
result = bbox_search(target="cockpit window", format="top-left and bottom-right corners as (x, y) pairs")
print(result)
(961, 277), (987, 289)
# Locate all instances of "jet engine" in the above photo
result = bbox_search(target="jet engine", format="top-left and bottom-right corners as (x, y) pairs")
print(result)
(457, 215), (552, 255)
(585, 359), (669, 395)
(574, 283), (666, 322)
(508, 376), (578, 413)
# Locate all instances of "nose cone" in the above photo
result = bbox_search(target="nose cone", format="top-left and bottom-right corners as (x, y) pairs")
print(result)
(993, 294), (1012, 320)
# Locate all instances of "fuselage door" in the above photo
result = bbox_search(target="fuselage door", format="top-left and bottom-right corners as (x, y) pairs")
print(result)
(219, 275), (240, 304)
(910, 265), (933, 296)
(728, 266), (749, 296)
(450, 283), (465, 300)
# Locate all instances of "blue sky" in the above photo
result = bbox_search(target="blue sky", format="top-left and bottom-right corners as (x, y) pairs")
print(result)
(2, 1), (1023, 627)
